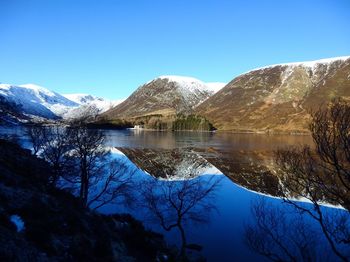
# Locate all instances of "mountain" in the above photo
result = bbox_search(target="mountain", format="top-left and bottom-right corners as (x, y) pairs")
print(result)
(63, 93), (123, 110)
(0, 95), (29, 125)
(101, 76), (225, 121)
(0, 84), (123, 124)
(62, 93), (123, 120)
(196, 56), (350, 133)
(0, 84), (78, 121)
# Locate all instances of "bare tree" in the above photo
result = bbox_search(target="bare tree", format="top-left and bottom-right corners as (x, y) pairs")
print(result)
(40, 126), (75, 185)
(26, 126), (74, 185)
(309, 98), (350, 202)
(245, 99), (350, 261)
(27, 125), (136, 209)
(26, 125), (46, 155)
(66, 127), (109, 208)
(66, 127), (136, 209)
(86, 158), (136, 210)
(141, 176), (221, 260)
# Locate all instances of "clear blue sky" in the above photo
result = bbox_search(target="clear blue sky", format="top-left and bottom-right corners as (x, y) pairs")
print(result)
(0, 0), (349, 99)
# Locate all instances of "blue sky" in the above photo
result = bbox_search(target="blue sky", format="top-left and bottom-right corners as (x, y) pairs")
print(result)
(0, 0), (349, 99)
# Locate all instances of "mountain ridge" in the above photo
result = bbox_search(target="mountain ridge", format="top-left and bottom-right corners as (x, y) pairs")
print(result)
(101, 75), (226, 121)
(196, 56), (350, 133)
(1, 55), (349, 132)
(0, 84), (122, 124)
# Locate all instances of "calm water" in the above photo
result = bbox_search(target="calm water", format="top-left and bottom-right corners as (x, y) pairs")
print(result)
(100, 129), (341, 261)
(1, 127), (347, 261)
(103, 129), (314, 151)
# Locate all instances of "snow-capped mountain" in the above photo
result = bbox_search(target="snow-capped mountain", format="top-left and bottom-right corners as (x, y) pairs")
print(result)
(196, 56), (350, 132)
(156, 75), (224, 96)
(63, 93), (100, 104)
(0, 83), (79, 120)
(101, 75), (225, 120)
(0, 83), (123, 123)
(244, 56), (350, 74)
(63, 93), (123, 112)
(62, 94), (123, 120)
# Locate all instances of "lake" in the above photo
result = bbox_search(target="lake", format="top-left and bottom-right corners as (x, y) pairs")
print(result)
(1, 127), (348, 261)
(101, 129), (346, 261)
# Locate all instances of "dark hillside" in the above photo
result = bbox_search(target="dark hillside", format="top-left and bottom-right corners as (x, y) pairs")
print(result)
(0, 139), (173, 261)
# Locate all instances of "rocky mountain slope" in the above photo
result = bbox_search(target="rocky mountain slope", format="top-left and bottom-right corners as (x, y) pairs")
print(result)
(101, 76), (225, 120)
(196, 56), (350, 133)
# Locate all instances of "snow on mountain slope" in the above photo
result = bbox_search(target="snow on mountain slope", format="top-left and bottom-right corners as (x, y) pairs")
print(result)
(0, 76), (222, 123)
(206, 82), (227, 93)
(158, 75), (225, 95)
(158, 75), (215, 107)
(102, 75), (226, 120)
(0, 83), (78, 119)
(151, 75), (226, 109)
(0, 83), (123, 122)
(246, 56), (350, 75)
(63, 93), (123, 111)
(62, 93), (124, 119)
(63, 93), (107, 105)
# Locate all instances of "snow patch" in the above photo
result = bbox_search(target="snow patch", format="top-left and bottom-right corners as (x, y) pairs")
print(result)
(158, 75), (205, 84)
(10, 214), (25, 232)
(206, 82), (226, 93)
(246, 56), (350, 75)
(158, 75), (225, 94)
(145, 75), (226, 107)
(108, 147), (126, 156)
(62, 93), (124, 119)
(233, 182), (344, 210)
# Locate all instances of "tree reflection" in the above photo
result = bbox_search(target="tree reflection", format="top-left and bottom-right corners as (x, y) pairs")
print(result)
(245, 198), (324, 261)
(140, 176), (221, 261)
(245, 100), (350, 261)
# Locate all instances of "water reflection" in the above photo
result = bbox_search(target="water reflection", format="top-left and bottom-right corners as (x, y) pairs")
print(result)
(116, 144), (350, 261)
(117, 147), (220, 179)
(118, 146), (285, 197)
(103, 129), (314, 198)
(140, 176), (221, 260)
(245, 198), (350, 261)
(244, 141), (350, 261)
(2, 126), (343, 261)
(114, 146), (223, 259)
(103, 129), (314, 150)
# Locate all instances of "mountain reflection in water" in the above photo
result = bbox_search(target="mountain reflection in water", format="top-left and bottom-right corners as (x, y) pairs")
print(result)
(112, 143), (349, 261)
(1, 127), (348, 261)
